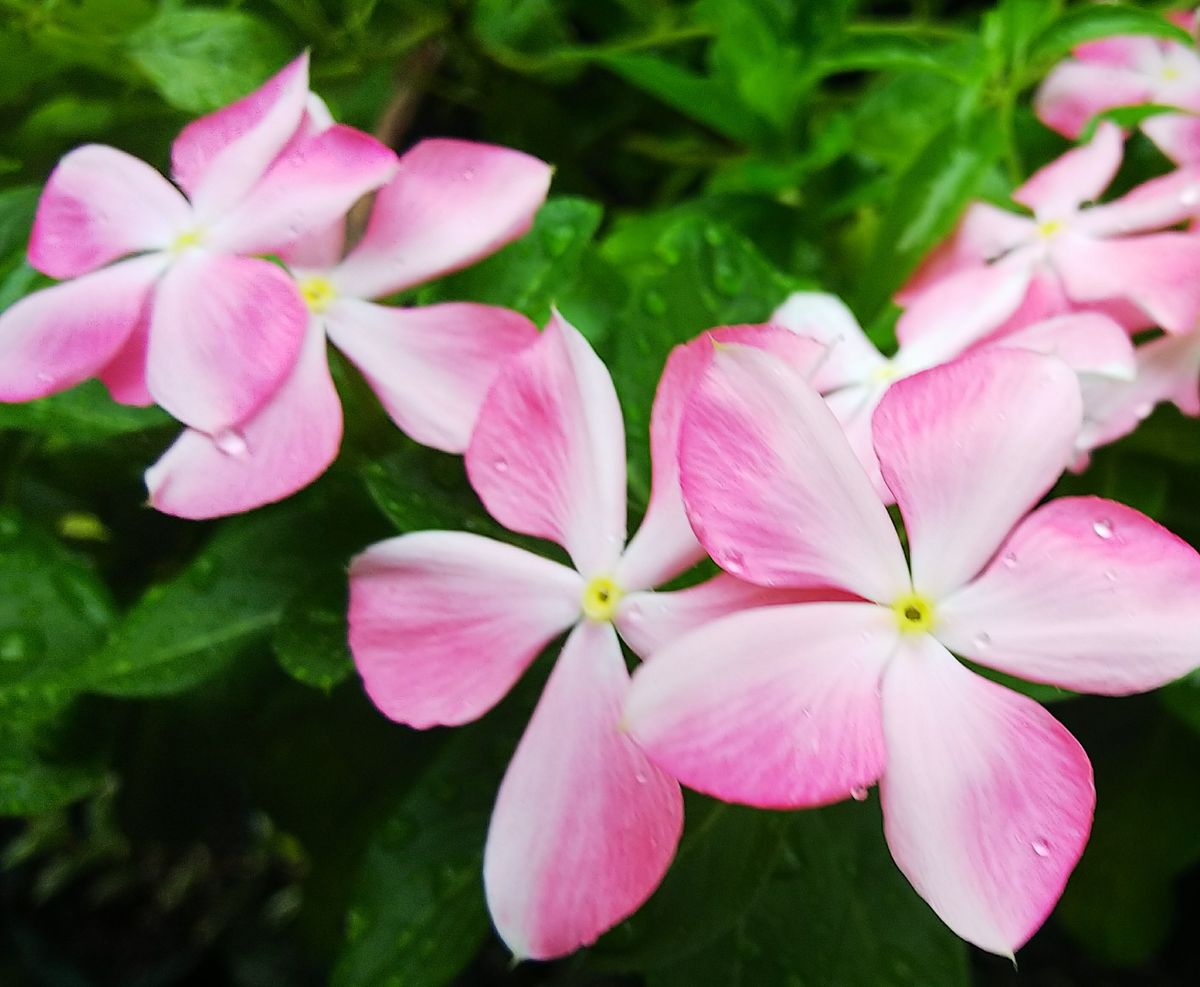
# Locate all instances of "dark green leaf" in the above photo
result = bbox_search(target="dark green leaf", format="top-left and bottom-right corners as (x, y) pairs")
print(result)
(646, 800), (969, 987)
(127, 9), (293, 113)
(273, 574), (354, 691)
(79, 493), (370, 698)
(0, 380), (173, 443)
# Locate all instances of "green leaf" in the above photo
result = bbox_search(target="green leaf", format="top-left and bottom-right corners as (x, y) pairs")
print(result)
(591, 797), (787, 970)
(645, 800), (969, 987)
(79, 493), (371, 698)
(0, 380), (173, 443)
(0, 735), (103, 816)
(418, 196), (603, 326)
(603, 216), (796, 499)
(1057, 714), (1200, 966)
(857, 112), (1004, 318)
(127, 9), (292, 113)
(1028, 5), (1192, 64)
(596, 52), (770, 146)
(0, 509), (115, 724)
(816, 30), (967, 79)
(331, 710), (528, 987)
(272, 573), (354, 691)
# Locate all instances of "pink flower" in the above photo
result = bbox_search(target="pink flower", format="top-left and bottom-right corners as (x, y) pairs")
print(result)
(897, 123), (1200, 350)
(146, 137), (553, 519)
(0, 53), (397, 435)
(1035, 18), (1200, 163)
(772, 291), (1134, 497)
(1076, 329), (1200, 457)
(623, 344), (1200, 956)
(347, 316), (825, 959)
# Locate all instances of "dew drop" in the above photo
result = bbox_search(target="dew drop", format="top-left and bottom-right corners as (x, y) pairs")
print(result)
(634, 772), (648, 785)
(1031, 839), (1050, 858)
(850, 785), (869, 802)
(461, 168), (476, 181)
(1092, 518), (1114, 539)
(214, 429), (248, 457)
(1001, 552), (1018, 569)
(493, 457), (509, 473)
(716, 548), (745, 575)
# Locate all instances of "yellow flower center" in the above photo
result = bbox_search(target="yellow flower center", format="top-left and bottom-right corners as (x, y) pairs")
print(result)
(1161, 65), (1183, 82)
(298, 275), (337, 314)
(581, 575), (623, 623)
(892, 593), (936, 634)
(871, 362), (899, 383)
(1036, 218), (1065, 240)
(170, 228), (205, 253)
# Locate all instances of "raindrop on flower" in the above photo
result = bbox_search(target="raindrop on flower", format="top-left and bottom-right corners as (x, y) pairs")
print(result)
(493, 457), (509, 473)
(1092, 518), (1114, 539)
(214, 429), (248, 457)
(716, 548), (746, 575)
(1031, 839), (1050, 858)
(1001, 552), (1018, 569)
(850, 785), (869, 802)
(973, 631), (991, 649)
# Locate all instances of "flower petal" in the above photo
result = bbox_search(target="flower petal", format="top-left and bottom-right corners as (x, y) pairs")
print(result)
(147, 252), (308, 434)
(679, 343), (909, 601)
(1013, 122), (1123, 219)
(770, 291), (885, 390)
(171, 53), (310, 218)
(325, 299), (537, 454)
(624, 602), (896, 808)
(617, 323), (828, 592)
(146, 319), (341, 519)
(895, 258), (1033, 358)
(938, 496), (1200, 694)
(880, 635), (1094, 956)
(466, 312), (626, 575)
(1052, 231), (1200, 334)
(0, 256), (162, 401)
(484, 621), (682, 960)
(1074, 166), (1200, 237)
(896, 204), (1036, 306)
(28, 146), (189, 279)
(875, 349), (1082, 599)
(347, 531), (582, 728)
(208, 125), (398, 256)
(334, 139), (552, 299)
(996, 312), (1135, 380)
(1034, 61), (1154, 139)
(98, 313), (154, 406)
(1077, 331), (1200, 451)
(615, 572), (853, 659)
(1141, 112), (1200, 165)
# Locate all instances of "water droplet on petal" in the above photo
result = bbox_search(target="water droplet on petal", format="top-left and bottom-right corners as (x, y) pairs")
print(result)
(1001, 552), (1018, 569)
(634, 772), (648, 785)
(1031, 839), (1050, 858)
(461, 168), (475, 181)
(1103, 569), (1117, 583)
(716, 548), (745, 575)
(214, 429), (248, 457)
(493, 457), (509, 473)
(1092, 519), (1114, 539)
(850, 785), (869, 802)
(973, 631), (992, 649)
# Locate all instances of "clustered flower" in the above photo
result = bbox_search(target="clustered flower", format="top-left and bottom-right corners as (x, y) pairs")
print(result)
(5, 15), (1200, 968)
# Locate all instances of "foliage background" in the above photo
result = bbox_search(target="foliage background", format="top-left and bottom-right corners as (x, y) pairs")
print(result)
(0, 0), (1199, 984)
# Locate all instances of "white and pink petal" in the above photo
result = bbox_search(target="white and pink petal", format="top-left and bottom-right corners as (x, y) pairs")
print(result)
(484, 621), (682, 960)
(347, 531), (582, 729)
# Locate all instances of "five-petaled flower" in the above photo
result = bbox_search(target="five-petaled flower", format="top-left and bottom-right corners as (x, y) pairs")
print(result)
(0, 54), (396, 435)
(623, 344), (1200, 956)
(347, 315), (824, 959)
(145, 136), (552, 518)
